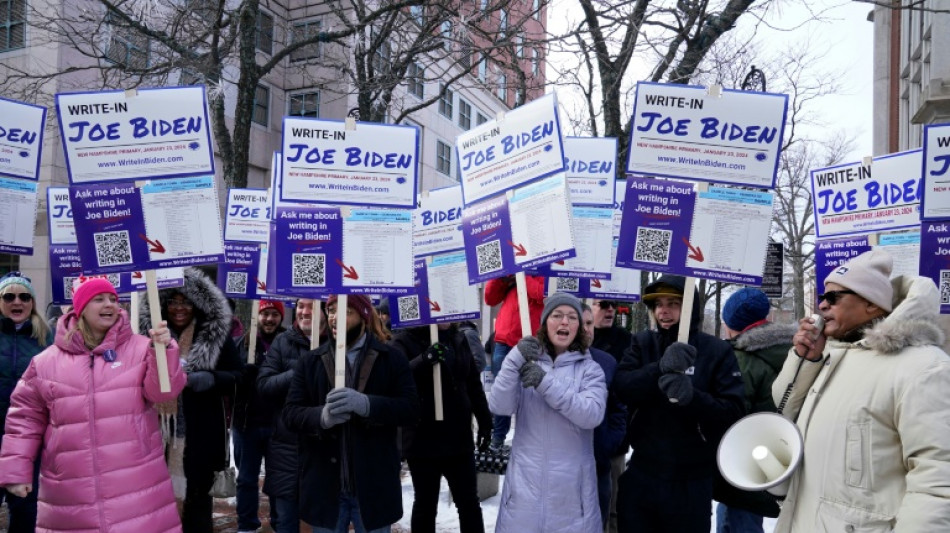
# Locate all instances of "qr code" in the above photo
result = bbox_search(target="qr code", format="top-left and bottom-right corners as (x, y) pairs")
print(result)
(941, 270), (950, 304)
(292, 253), (326, 287)
(555, 277), (580, 293)
(397, 295), (420, 322)
(226, 272), (248, 294)
(94, 230), (133, 267)
(64, 277), (78, 300)
(634, 227), (672, 265)
(476, 240), (503, 275)
(106, 274), (121, 288)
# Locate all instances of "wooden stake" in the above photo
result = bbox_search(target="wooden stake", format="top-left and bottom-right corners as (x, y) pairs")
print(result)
(145, 270), (171, 393)
(431, 323), (444, 421)
(334, 295), (347, 388)
(247, 300), (259, 364)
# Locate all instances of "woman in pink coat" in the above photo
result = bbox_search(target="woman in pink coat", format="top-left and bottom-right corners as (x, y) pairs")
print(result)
(0, 277), (187, 532)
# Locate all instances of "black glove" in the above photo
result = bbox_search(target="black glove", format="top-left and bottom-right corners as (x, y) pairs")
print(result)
(186, 371), (215, 392)
(658, 373), (693, 405)
(477, 429), (492, 452)
(659, 342), (697, 374)
(423, 342), (453, 366)
(517, 336), (542, 362)
(519, 361), (546, 388)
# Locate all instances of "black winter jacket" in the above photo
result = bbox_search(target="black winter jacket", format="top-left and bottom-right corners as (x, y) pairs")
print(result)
(233, 327), (285, 431)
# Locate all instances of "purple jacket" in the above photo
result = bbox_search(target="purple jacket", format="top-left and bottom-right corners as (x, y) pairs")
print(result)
(0, 310), (186, 532)
(489, 344), (606, 533)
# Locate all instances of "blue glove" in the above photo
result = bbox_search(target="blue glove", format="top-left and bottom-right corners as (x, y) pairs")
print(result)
(517, 336), (542, 362)
(326, 387), (371, 417)
(186, 371), (215, 392)
(320, 405), (351, 429)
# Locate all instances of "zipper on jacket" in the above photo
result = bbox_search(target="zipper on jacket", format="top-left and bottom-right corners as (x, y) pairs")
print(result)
(87, 351), (107, 527)
(696, 423), (707, 442)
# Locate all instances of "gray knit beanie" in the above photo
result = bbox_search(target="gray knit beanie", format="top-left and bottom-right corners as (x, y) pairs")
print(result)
(542, 292), (584, 324)
(824, 249), (894, 312)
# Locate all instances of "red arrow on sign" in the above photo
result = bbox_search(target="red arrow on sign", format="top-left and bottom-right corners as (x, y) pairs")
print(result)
(132, 271), (143, 279)
(256, 278), (267, 291)
(506, 240), (527, 256)
(425, 298), (441, 312)
(591, 279), (602, 288)
(138, 234), (166, 254)
(335, 258), (359, 280)
(682, 237), (704, 262)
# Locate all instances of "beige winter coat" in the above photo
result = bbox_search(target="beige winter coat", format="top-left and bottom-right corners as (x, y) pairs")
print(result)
(771, 275), (950, 533)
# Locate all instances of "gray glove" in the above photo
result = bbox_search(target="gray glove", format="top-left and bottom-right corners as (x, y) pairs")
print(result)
(326, 387), (371, 417)
(658, 373), (693, 405)
(186, 371), (215, 392)
(659, 342), (697, 374)
(320, 405), (351, 429)
(519, 361), (546, 389)
(517, 336), (542, 362)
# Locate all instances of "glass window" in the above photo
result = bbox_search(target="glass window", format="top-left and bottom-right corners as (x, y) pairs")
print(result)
(458, 99), (472, 130)
(290, 20), (322, 61)
(407, 62), (424, 99)
(106, 20), (149, 69)
(0, 0), (26, 52)
(436, 140), (453, 177)
(256, 10), (273, 54)
(476, 112), (488, 126)
(497, 73), (506, 102)
(252, 84), (269, 126)
(441, 20), (452, 50)
(439, 84), (454, 119)
(289, 91), (320, 118)
(478, 57), (488, 82)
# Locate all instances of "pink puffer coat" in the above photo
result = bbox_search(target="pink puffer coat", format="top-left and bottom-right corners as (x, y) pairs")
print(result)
(0, 309), (186, 532)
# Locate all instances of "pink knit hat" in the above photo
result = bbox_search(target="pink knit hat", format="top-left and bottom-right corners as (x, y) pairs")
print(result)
(72, 276), (119, 316)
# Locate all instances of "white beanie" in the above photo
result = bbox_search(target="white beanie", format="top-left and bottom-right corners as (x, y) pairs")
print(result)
(824, 250), (893, 312)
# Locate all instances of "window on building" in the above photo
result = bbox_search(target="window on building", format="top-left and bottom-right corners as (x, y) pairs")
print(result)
(515, 87), (525, 106)
(515, 34), (523, 58)
(476, 112), (488, 126)
(532, 48), (540, 76)
(479, 0), (488, 10)
(533, 0), (540, 19)
(478, 56), (488, 82)
(499, 9), (507, 38)
(497, 73), (506, 103)
(439, 84), (454, 119)
(106, 20), (149, 69)
(373, 39), (391, 76)
(441, 20), (453, 51)
(289, 91), (320, 118)
(458, 99), (472, 130)
(410, 5), (424, 25)
(407, 62), (424, 99)
(290, 20), (322, 61)
(436, 140), (453, 177)
(460, 37), (473, 70)
(252, 84), (269, 126)
(0, 0), (26, 52)
(256, 9), (274, 54)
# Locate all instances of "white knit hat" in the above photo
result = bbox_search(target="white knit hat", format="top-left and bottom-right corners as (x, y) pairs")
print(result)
(824, 250), (893, 312)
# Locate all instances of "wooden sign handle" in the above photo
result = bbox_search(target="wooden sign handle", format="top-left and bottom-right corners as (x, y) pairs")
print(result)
(247, 300), (259, 364)
(431, 323), (444, 421)
(334, 295), (347, 389)
(145, 270), (171, 393)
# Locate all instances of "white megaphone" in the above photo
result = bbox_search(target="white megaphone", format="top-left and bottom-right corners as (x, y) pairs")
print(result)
(717, 412), (804, 497)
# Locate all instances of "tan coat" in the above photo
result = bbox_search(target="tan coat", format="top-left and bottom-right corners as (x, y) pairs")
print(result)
(771, 275), (950, 532)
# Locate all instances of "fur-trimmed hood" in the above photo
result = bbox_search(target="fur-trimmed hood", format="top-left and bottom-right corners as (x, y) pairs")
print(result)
(732, 322), (797, 353)
(139, 267), (232, 371)
(859, 275), (946, 355)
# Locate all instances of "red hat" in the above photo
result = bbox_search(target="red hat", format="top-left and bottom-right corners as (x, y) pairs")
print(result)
(72, 276), (119, 316)
(259, 300), (285, 321)
(326, 294), (373, 323)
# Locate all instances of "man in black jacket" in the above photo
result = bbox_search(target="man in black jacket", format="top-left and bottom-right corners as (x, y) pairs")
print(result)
(612, 275), (744, 533)
(392, 322), (493, 533)
(283, 294), (419, 533)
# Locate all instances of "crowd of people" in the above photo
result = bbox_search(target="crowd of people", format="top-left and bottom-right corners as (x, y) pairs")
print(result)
(2, 248), (950, 533)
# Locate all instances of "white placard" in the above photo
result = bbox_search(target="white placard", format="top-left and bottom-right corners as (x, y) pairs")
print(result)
(427, 252), (481, 320)
(508, 173), (576, 267)
(0, 96), (46, 181)
(280, 119), (418, 208)
(140, 175), (224, 264)
(414, 186), (465, 257)
(875, 231), (921, 278)
(627, 82), (787, 188)
(130, 267), (185, 290)
(56, 86), (215, 184)
(922, 123), (950, 219)
(225, 188), (271, 243)
(0, 177), (38, 254)
(457, 93), (565, 205)
(548, 207), (613, 277)
(564, 137), (617, 206)
(687, 186), (774, 279)
(592, 239), (642, 298)
(342, 208), (415, 289)
(47, 187), (76, 245)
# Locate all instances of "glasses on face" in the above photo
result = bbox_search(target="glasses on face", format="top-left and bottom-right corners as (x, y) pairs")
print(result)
(167, 299), (194, 310)
(1, 293), (32, 303)
(596, 300), (616, 310)
(818, 290), (857, 305)
(548, 312), (579, 323)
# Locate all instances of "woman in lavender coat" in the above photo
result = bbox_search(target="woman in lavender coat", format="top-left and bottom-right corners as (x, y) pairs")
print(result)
(488, 292), (607, 533)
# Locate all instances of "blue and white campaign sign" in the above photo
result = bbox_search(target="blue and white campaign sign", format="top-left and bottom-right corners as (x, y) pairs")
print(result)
(0, 177), (38, 255)
(920, 221), (950, 314)
(616, 176), (696, 274)
(874, 231), (920, 279)
(811, 150), (922, 238)
(225, 188), (271, 243)
(0, 96), (46, 181)
(921, 123), (950, 220)
(49, 245), (82, 304)
(588, 255), (642, 301)
(70, 182), (149, 273)
(140, 176), (224, 268)
(457, 93), (566, 205)
(536, 207), (612, 278)
(508, 174), (576, 269)
(414, 185), (465, 257)
(47, 187), (76, 245)
(626, 82), (787, 189)
(280, 119), (418, 208)
(391, 252), (481, 328)
(564, 137), (617, 206)
(218, 242), (263, 299)
(462, 194), (517, 284)
(56, 86), (215, 184)
(814, 236), (871, 289)
(341, 208), (415, 294)
(686, 187), (774, 285)
(126, 268), (184, 292)
(269, 206), (343, 297)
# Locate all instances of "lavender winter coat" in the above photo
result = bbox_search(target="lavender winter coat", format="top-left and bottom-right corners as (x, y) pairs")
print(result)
(488, 344), (607, 533)
(0, 309), (186, 533)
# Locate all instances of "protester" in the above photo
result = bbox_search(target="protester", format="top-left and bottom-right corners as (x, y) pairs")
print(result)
(483, 274), (544, 450)
(456, 320), (488, 372)
(233, 300), (286, 533)
(612, 275), (744, 533)
(0, 276), (186, 532)
(283, 294), (419, 533)
(376, 299), (391, 331)
(391, 322), (493, 533)
(715, 287), (791, 532)
(0, 273), (53, 533)
(580, 303), (627, 531)
(773, 250), (950, 532)
(141, 267), (244, 533)
(489, 292), (606, 533)
(257, 298), (321, 533)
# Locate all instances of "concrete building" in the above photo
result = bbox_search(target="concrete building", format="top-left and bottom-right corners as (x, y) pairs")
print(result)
(0, 0), (546, 309)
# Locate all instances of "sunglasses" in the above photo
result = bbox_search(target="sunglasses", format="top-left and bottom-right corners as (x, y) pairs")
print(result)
(2, 293), (33, 303)
(596, 300), (617, 309)
(818, 289), (857, 305)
